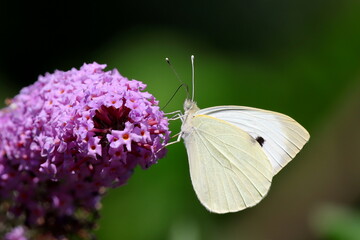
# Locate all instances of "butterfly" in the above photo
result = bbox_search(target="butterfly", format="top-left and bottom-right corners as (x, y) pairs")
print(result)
(167, 56), (310, 214)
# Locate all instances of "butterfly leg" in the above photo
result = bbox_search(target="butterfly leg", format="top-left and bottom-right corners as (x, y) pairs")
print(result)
(168, 114), (183, 121)
(155, 132), (182, 154)
(164, 132), (182, 147)
(164, 110), (182, 115)
(165, 110), (184, 121)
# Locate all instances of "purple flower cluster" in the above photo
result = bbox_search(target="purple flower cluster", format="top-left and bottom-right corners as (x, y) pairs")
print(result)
(0, 63), (169, 237)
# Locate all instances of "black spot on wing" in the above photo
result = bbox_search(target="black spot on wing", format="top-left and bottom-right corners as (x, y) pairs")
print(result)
(256, 136), (265, 147)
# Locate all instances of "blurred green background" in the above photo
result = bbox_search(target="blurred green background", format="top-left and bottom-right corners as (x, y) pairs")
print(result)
(1, 0), (360, 239)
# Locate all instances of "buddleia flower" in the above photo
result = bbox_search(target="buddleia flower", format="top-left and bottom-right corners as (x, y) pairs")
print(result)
(0, 62), (170, 238)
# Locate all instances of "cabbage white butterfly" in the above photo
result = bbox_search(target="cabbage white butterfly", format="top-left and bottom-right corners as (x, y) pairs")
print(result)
(167, 56), (310, 213)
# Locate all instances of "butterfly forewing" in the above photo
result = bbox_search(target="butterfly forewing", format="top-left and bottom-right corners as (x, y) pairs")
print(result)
(197, 106), (310, 175)
(183, 115), (273, 213)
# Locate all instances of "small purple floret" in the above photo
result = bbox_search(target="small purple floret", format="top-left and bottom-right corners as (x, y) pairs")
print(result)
(5, 226), (27, 240)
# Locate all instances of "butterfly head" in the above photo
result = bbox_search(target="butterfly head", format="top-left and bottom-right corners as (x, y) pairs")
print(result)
(184, 99), (194, 111)
(184, 99), (199, 114)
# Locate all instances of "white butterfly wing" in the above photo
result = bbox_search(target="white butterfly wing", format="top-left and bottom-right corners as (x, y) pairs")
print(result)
(183, 114), (273, 213)
(198, 106), (310, 175)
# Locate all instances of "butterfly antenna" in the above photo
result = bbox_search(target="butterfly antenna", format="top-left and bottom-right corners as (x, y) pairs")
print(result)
(161, 83), (187, 110)
(165, 57), (190, 98)
(191, 55), (195, 101)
